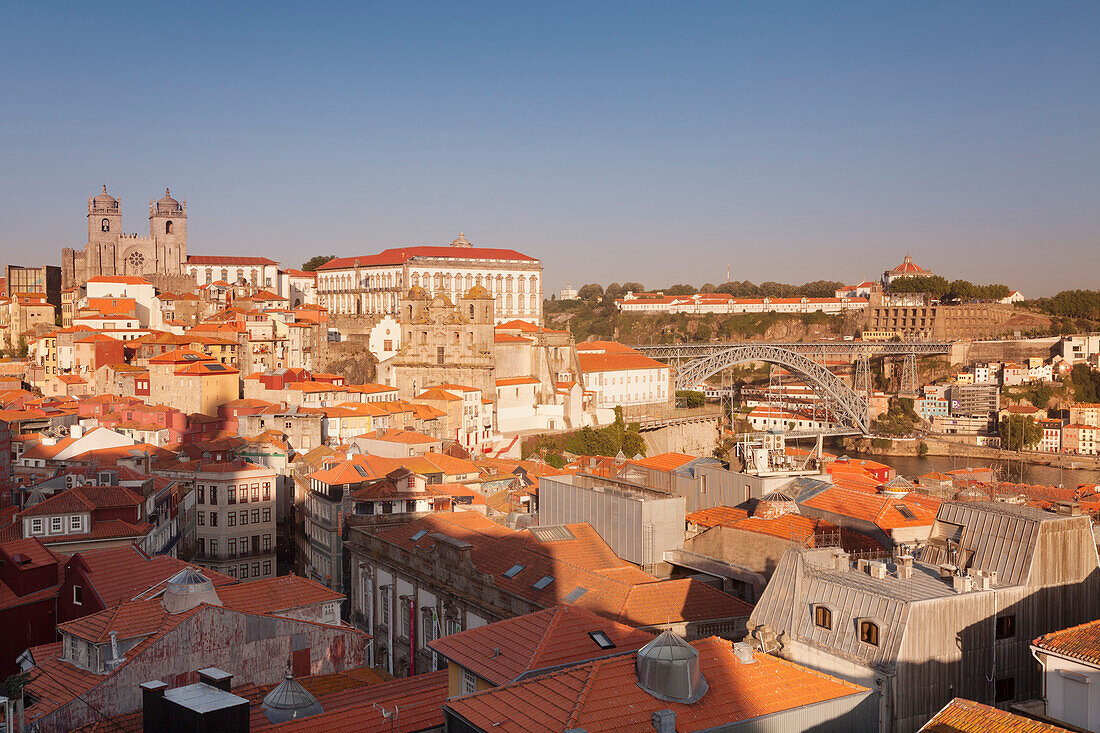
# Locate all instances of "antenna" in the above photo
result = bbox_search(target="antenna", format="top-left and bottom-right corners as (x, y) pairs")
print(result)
(374, 703), (400, 733)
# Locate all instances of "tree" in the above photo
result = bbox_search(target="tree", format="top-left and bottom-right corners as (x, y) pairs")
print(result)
(676, 390), (705, 408)
(1000, 414), (1042, 451)
(699, 283), (717, 293)
(16, 336), (27, 359)
(622, 282), (645, 294)
(577, 283), (604, 303)
(604, 283), (624, 300)
(301, 255), (337, 271)
(665, 284), (697, 296)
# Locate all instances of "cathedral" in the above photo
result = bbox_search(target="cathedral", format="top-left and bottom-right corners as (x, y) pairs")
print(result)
(61, 186), (188, 288)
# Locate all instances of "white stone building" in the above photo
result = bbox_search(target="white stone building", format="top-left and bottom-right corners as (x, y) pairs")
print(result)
(187, 255), (282, 290)
(576, 341), (671, 410)
(316, 234), (543, 324)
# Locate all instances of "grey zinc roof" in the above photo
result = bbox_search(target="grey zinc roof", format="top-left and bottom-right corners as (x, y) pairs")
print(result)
(921, 501), (1058, 586)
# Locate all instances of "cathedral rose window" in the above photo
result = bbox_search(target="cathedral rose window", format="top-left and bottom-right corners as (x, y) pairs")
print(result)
(128, 251), (146, 271)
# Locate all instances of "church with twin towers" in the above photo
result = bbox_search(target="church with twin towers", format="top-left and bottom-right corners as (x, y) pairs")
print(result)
(61, 185), (188, 288)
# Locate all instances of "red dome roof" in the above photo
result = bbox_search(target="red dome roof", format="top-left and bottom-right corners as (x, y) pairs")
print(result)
(891, 254), (925, 274)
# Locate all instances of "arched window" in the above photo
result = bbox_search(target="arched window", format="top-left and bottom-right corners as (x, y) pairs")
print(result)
(506, 275), (514, 293)
(220, 269), (229, 282)
(859, 620), (879, 646)
(530, 293), (537, 309)
(101, 218), (110, 232)
(165, 220), (173, 234)
(813, 606), (832, 630)
(469, 304), (475, 319)
(518, 276), (526, 293)
(251, 269), (259, 285)
(506, 294), (513, 309)
(205, 269), (213, 284)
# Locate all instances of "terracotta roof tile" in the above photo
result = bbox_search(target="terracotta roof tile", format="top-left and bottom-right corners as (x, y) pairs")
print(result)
(920, 697), (1073, 732)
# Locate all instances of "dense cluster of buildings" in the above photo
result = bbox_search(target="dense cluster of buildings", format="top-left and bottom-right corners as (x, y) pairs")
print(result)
(3, 187), (1100, 733)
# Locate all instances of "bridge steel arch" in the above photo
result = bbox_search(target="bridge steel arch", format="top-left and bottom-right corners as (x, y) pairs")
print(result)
(674, 343), (871, 435)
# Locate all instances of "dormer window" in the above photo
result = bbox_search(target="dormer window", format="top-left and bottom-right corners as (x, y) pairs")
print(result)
(813, 605), (833, 630)
(859, 620), (880, 647)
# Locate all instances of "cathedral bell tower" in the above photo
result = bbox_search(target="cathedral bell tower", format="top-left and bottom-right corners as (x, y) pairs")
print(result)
(149, 187), (187, 275)
(87, 185), (121, 275)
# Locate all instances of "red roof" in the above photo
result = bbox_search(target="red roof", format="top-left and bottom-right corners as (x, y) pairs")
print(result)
(920, 698), (1073, 732)
(1033, 617), (1100, 667)
(444, 636), (869, 733)
(85, 276), (151, 285)
(890, 254), (927, 274)
(187, 255), (279, 265)
(317, 246), (537, 270)
(578, 350), (667, 373)
(429, 605), (654, 686)
(632, 452), (696, 471)
(76, 545), (236, 607)
(800, 486), (937, 531)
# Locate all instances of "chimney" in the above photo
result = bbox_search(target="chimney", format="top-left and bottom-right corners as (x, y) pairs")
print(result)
(652, 710), (677, 733)
(1055, 501), (1082, 516)
(897, 554), (913, 580)
(869, 561), (887, 580)
(857, 558), (870, 574)
(938, 563), (957, 580)
(732, 642), (756, 664)
(70, 424), (83, 439)
(833, 550), (850, 571)
(140, 680), (168, 733)
(198, 667), (234, 692)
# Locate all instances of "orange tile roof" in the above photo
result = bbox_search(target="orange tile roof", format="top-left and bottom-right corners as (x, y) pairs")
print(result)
(444, 636), (869, 733)
(800, 486), (937, 531)
(577, 351), (668, 373)
(495, 376), (540, 386)
(378, 513), (751, 628)
(417, 387), (461, 401)
(920, 698), (1073, 732)
(429, 605), (654, 686)
(494, 333), (533, 343)
(1033, 618), (1100, 666)
(86, 276), (151, 285)
(76, 545), (237, 607)
(632, 452), (696, 471)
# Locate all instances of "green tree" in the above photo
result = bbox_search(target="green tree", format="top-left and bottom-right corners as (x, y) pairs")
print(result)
(676, 390), (705, 408)
(301, 255), (336, 271)
(577, 283), (604, 303)
(665, 284), (697, 296)
(699, 283), (717, 293)
(1000, 414), (1042, 451)
(622, 282), (646, 294)
(16, 336), (27, 358)
(604, 283), (624, 300)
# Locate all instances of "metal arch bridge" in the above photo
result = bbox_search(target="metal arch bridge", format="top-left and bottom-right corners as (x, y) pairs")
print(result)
(633, 341), (951, 436)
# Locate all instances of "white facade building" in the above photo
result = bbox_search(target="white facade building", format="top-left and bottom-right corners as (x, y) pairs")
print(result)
(187, 255), (282, 290)
(315, 234), (543, 324)
(576, 342), (670, 409)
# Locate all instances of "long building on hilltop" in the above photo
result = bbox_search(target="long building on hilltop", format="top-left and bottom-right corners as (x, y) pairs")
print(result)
(315, 233), (543, 323)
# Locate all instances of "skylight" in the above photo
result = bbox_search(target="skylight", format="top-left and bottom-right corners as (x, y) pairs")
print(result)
(410, 529), (429, 541)
(894, 504), (916, 520)
(563, 586), (589, 603)
(502, 564), (525, 579)
(589, 631), (615, 649)
(532, 575), (554, 590)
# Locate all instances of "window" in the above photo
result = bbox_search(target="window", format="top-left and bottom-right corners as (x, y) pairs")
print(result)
(210, 539), (218, 556)
(51, 516), (63, 533)
(462, 668), (478, 694)
(252, 562), (260, 577)
(411, 529), (429, 541)
(502, 564), (525, 579)
(251, 509), (259, 524)
(995, 676), (1016, 703)
(814, 606), (833, 630)
(228, 538), (237, 556)
(995, 615), (1016, 640)
(165, 220), (173, 234)
(197, 486), (205, 504)
(228, 512), (236, 527)
(209, 512), (218, 527)
(262, 508), (271, 523)
(252, 484), (260, 501)
(533, 575), (554, 590)
(240, 510), (248, 526)
(197, 511), (205, 526)
(31, 518), (43, 534)
(589, 631), (615, 649)
(263, 561), (271, 575)
(101, 218), (110, 232)
(73, 585), (83, 605)
(859, 621), (879, 647)
(894, 504), (916, 520)
(69, 515), (82, 532)
(263, 535), (271, 551)
(210, 487), (218, 504)
(240, 563), (249, 579)
(380, 587), (391, 627)
(228, 486), (236, 504)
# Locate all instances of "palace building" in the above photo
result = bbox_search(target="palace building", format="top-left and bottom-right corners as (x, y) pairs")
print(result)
(62, 186), (188, 288)
(315, 234), (543, 324)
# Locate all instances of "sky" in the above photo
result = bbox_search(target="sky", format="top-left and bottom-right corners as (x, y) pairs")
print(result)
(0, 2), (1097, 296)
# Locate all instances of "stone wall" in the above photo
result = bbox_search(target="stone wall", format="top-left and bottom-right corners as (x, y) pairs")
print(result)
(640, 415), (720, 456)
(948, 338), (1061, 366)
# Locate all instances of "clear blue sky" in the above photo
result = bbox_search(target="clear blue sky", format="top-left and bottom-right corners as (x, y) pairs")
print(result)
(1, 2), (1097, 295)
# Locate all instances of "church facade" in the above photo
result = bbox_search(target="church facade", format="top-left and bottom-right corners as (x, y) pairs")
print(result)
(61, 186), (188, 288)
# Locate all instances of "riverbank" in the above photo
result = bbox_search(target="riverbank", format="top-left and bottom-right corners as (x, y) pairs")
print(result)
(838, 435), (1100, 471)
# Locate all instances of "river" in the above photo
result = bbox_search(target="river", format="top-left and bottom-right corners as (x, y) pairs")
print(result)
(845, 450), (1100, 488)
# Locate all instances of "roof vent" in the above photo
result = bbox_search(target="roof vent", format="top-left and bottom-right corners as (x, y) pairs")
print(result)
(262, 675), (323, 723)
(635, 630), (708, 704)
(161, 568), (222, 614)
